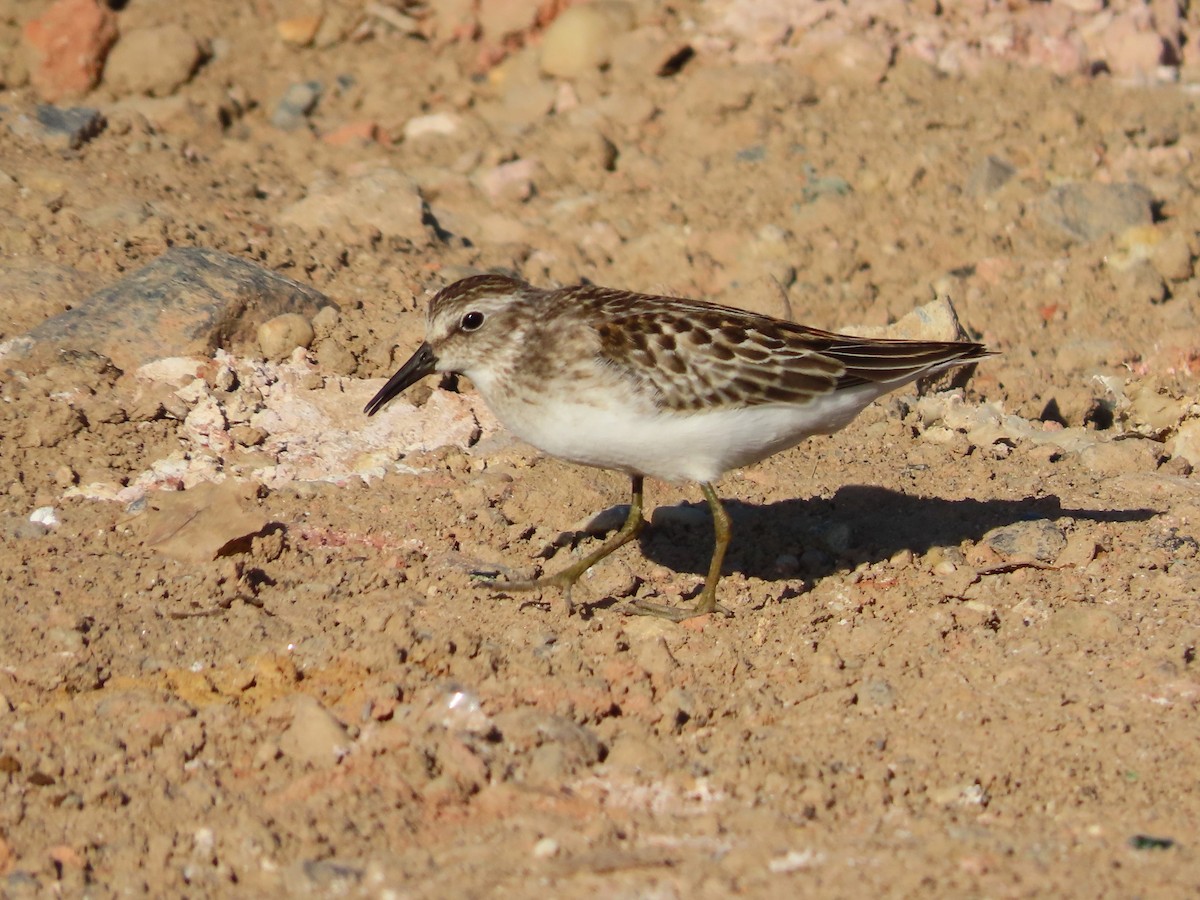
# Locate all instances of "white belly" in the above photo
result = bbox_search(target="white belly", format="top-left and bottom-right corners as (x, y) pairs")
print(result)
(482, 384), (889, 484)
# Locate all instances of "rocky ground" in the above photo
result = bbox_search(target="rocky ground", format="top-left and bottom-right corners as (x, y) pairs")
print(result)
(1, 0), (1199, 895)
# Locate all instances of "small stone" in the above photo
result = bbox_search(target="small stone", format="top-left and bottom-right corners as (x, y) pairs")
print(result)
(277, 15), (323, 46)
(104, 25), (203, 97)
(403, 112), (461, 141)
(1151, 231), (1193, 282)
(531, 837), (560, 859)
(540, 2), (636, 78)
(321, 120), (378, 146)
(15, 105), (106, 150)
(478, 158), (537, 202)
(272, 81), (322, 131)
(1039, 182), (1155, 242)
(229, 424), (267, 447)
(984, 520), (1067, 563)
(279, 697), (350, 767)
(1167, 420), (1200, 468)
(311, 305), (340, 337)
(22, 0), (118, 102)
(967, 155), (1016, 196)
(29, 507), (60, 529)
(258, 313), (315, 360)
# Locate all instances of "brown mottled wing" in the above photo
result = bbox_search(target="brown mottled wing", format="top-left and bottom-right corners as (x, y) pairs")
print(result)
(581, 287), (988, 412)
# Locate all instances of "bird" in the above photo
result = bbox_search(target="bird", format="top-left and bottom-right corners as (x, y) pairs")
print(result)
(365, 273), (992, 621)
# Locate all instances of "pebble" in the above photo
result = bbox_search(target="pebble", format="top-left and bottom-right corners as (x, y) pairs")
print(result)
(531, 837), (560, 859)
(29, 507), (59, 528)
(1039, 181), (1155, 242)
(22, 0), (118, 102)
(321, 120), (378, 146)
(279, 696), (350, 767)
(272, 81), (323, 131)
(983, 520), (1067, 563)
(967, 154), (1016, 196)
(402, 112), (461, 141)
(104, 25), (203, 97)
(1167, 420), (1200, 469)
(7, 105), (106, 150)
(15, 247), (332, 372)
(257, 313), (315, 360)
(478, 158), (537, 202)
(540, 2), (637, 78)
(1151, 231), (1194, 282)
(279, 168), (428, 244)
(311, 305), (340, 338)
(277, 15), (323, 46)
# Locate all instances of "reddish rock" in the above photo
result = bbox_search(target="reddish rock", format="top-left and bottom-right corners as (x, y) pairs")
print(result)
(22, 0), (119, 102)
(321, 120), (380, 146)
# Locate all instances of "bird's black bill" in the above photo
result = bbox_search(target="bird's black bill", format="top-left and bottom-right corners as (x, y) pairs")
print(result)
(363, 342), (437, 416)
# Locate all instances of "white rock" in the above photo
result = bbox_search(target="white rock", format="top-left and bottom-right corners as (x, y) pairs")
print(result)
(403, 112), (462, 141)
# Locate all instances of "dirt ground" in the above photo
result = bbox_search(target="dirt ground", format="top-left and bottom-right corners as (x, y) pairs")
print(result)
(1, 0), (1199, 895)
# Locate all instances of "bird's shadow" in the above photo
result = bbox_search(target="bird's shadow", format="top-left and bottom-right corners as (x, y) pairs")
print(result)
(633, 484), (1159, 585)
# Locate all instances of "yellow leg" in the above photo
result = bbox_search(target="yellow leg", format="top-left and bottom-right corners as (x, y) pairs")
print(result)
(628, 481), (734, 622)
(492, 475), (645, 613)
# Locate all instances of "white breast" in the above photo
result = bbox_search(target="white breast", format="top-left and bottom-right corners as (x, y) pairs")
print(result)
(476, 380), (892, 484)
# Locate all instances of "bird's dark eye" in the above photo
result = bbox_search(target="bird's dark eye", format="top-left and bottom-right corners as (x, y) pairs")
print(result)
(461, 311), (485, 332)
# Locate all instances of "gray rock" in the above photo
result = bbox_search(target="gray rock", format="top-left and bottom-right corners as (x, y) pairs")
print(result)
(1039, 181), (1154, 242)
(984, 519), (1067, 563)
(5, 105), (106, 149)
(272, 81), (322, 131)
(10, 248), (333, 372)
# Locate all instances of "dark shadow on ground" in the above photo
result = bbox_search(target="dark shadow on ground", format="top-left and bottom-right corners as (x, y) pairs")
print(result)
(635, 484), (1160, 583)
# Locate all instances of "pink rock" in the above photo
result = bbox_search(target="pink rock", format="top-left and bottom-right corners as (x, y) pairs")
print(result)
(321, 120), (380, 146)
(23, 0), (119, 102)
(1030, 33), (1089, 78)
(478, 158), (538, 202)
(1102, 21), (1165, 77)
